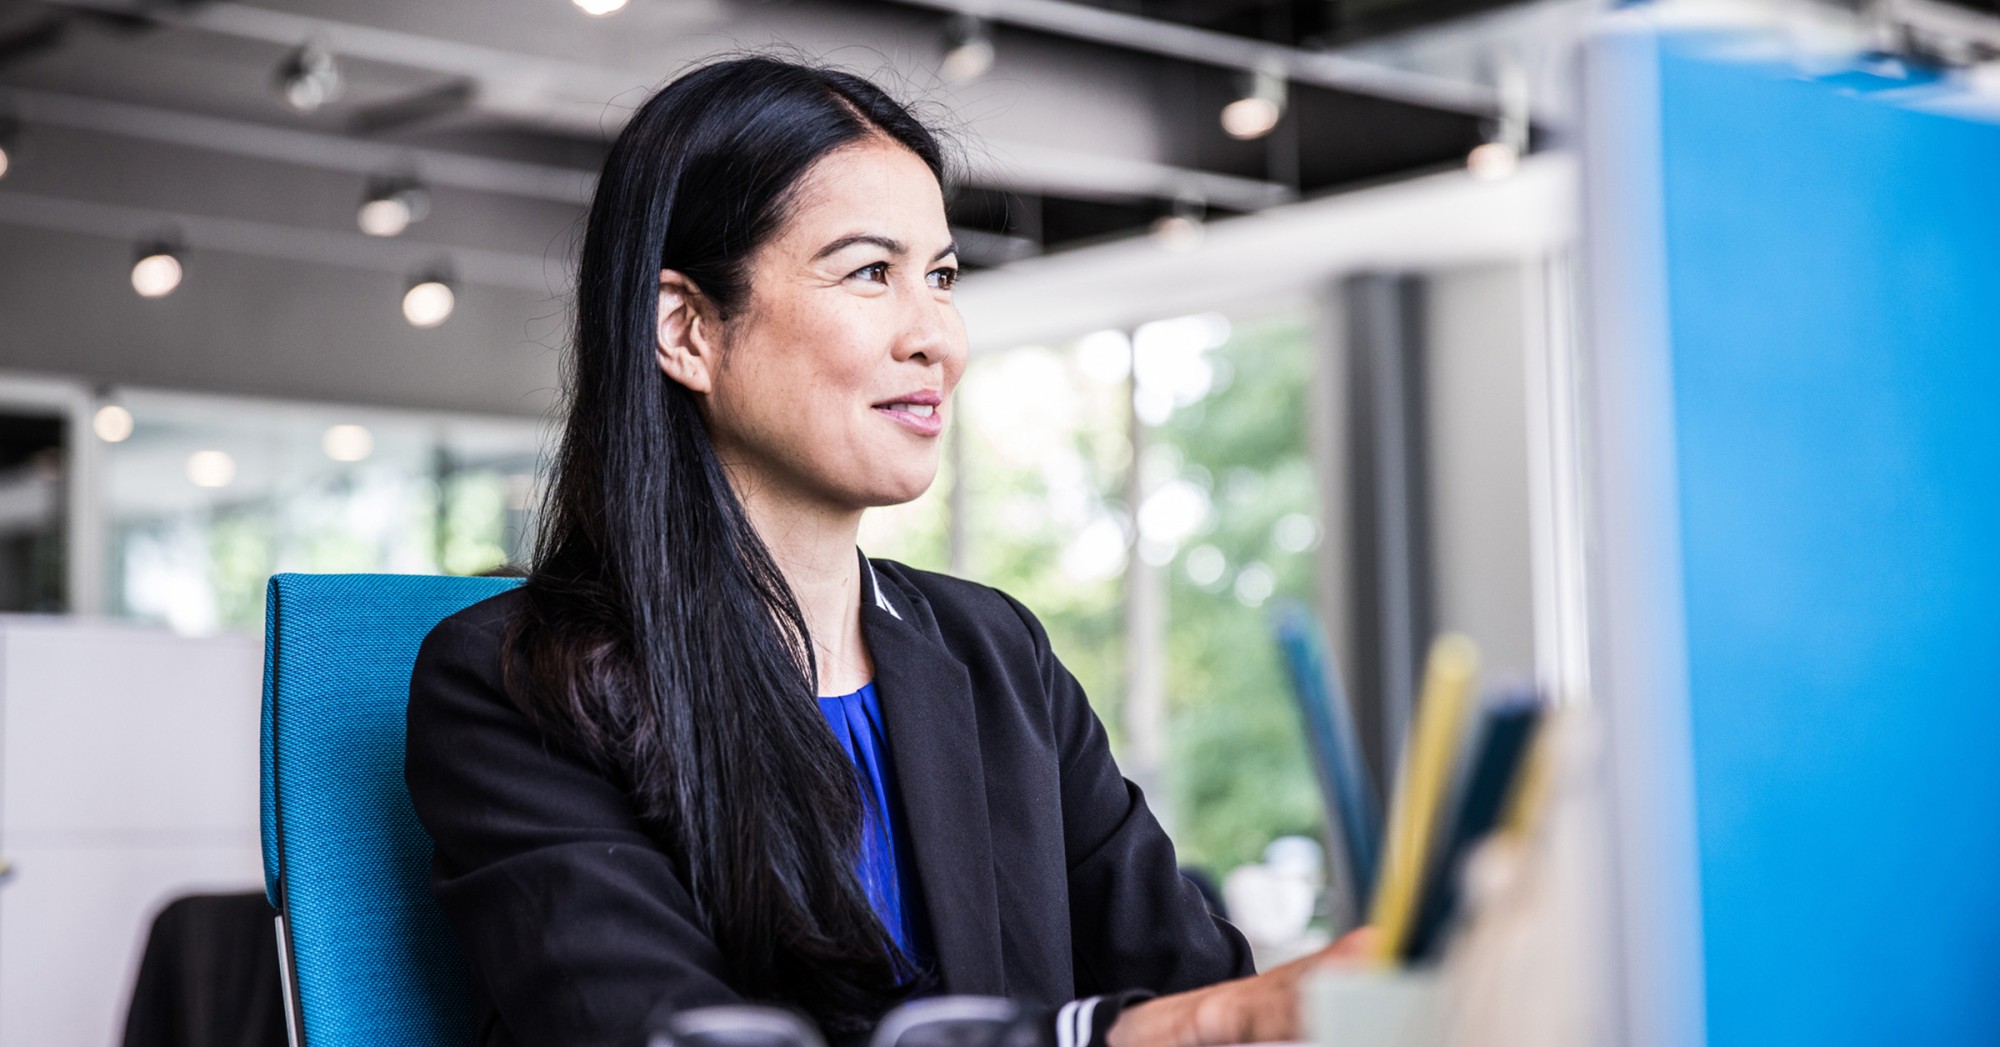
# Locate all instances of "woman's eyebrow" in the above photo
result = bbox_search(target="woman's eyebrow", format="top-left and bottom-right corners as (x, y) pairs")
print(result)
(812, 234), (959, 263)
(813, 233), (902, 260)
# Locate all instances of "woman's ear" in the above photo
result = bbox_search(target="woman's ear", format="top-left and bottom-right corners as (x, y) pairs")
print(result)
(657, 269), (718, 393)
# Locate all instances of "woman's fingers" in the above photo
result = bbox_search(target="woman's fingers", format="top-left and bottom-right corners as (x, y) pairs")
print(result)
(1106, 926), (1384, 1047)
(1322, 925), (1380, 962)
(1237, 926), (1383, 1043)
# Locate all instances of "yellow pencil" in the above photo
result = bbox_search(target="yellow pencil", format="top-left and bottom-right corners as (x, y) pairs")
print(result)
(1367, 633), (1479, 962)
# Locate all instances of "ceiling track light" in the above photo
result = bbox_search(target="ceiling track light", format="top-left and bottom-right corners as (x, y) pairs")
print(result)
(92, 386), (134, 444)
(322, 423), (374, 463)
(940, 14), (996, 83)
(0, 108), (20, 181)
(1149, 192), (1206, 253)
(1221, 66), (1287, 141)
(1467, 58), (1531, 181)
(402, 264), (456, 328)
(277, 40), (343, 113)
(131, 229), (186, 299)
(186, 449), (237, 489)
(358, 173), (431, 237)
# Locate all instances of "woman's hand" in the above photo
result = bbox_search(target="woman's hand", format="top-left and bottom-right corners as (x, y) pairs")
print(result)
(1104, 927), (1379, 1047)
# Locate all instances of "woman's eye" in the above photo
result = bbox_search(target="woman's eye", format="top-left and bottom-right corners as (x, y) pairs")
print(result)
(851, 262), (889, 283)
(929, 266), (959, 291)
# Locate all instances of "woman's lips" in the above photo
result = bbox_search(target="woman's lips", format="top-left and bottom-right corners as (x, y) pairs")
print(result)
(875, 401), (943, 436)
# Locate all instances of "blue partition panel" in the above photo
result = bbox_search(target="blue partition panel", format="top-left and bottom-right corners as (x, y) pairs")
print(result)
(1653, 37), (2000, 1046)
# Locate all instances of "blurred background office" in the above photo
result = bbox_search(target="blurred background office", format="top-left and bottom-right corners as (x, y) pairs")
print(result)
(4, 0), (1998, 1044)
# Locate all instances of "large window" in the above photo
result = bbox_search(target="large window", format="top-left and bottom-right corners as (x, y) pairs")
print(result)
(1151, 312), (1326, 873)
(104, 389), (543, 634)
(864, 307), (1328, 878)
(88, 312), (1333, 882)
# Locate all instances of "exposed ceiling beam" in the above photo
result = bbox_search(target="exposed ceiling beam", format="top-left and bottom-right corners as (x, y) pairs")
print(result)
(0, 189), (560, 293)
(893, 0), (1503, 117)
(963, 138), (1293, 209)
(956, 152), (1573, 352)
(0, 12), (72, 71)
(8, 83), (1296, 213)
(346, 78), (480, 138)
(10, 88), (594, 203)
(47, 0), (643, 120)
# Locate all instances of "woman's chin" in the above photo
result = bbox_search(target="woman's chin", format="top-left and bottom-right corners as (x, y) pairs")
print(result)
(859, 472), (937, 509)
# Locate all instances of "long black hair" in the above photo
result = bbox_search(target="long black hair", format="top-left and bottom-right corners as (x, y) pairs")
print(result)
(507, 56), (947, 1033)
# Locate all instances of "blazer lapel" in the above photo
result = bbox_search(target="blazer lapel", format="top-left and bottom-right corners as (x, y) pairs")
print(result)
(859, 558), (1007, 996)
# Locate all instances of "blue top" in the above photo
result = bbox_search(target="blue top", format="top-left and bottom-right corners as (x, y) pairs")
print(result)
(815, 682), (927, 966)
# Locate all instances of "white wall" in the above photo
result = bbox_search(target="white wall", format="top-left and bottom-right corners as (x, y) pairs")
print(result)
(0, 617), (264, 1047)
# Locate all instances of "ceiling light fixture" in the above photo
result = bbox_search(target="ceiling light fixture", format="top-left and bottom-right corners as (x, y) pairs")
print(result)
(186, 450), (237, 489)
(322, 424), (374, 462)
(1149, 192), (1206, 253)
(402, 266), (456, 328)
(131, 232), (185, 299)
(276, 41), (343, 113)
(0, 110), (20, 182)
(93, 401), (135, 443)
(357, 175), (431, 237)
(1465, 140), (1518, 181)
(1221, 67), (1286, 141)
(940, 15), (996, 83)
(1468, 59), (1530, 182)
(573, 0), (629, 14)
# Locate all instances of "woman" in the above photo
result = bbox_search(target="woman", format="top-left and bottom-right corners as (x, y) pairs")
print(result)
(406, 56), (1368, 1047)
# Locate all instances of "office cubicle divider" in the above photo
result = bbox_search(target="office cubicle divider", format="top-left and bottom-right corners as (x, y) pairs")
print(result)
(1583, 21), (2000, 1047)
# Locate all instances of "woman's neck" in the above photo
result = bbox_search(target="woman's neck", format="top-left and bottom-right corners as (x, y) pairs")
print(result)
(730, 477), (875, 697)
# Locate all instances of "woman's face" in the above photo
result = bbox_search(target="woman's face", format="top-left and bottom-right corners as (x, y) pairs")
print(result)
(686, 137), (967, 518)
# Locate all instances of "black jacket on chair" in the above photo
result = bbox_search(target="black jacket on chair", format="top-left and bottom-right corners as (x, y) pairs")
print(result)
(405, 555), (1255, 1047)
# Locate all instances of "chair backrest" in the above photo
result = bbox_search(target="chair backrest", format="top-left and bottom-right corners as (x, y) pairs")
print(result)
(261, 572), (522, 1047)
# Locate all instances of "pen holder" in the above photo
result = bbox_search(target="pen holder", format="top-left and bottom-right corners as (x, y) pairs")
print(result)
(1301, 967), (1448, 1047)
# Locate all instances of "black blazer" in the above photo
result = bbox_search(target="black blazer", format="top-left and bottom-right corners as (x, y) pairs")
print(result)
(405, 555), (1254, 1047)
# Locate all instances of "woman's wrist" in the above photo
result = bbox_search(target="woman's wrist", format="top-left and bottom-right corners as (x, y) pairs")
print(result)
(1103, 985), (1214, 1047)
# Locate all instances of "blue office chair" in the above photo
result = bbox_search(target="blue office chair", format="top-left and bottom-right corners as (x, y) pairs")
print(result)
(261, 572), (522, 1046)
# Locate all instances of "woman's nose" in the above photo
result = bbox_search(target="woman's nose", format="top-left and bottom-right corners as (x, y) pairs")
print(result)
(892, 288), (955, 365)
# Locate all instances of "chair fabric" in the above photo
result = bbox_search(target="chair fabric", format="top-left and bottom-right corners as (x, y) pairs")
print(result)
(261, 573), (522, 1046)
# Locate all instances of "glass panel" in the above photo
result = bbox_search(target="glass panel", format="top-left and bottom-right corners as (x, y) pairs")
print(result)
(924, 314), (1328, 884)
(0, 410), (68, 613)
(104, 389), (542, 634)
(1148, 311), (1325, 875)
(954, 338), (1133, 749)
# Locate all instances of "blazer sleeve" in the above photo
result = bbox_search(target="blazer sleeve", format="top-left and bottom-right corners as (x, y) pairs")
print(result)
(405, 610), (741, 1047)
(997, 593), (1258, 997)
